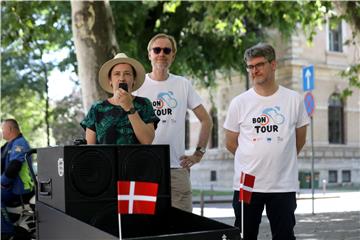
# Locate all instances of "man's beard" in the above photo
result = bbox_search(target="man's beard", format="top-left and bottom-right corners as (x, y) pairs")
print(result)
(152, 60), (171, 71)
(252, 76), (268, 85)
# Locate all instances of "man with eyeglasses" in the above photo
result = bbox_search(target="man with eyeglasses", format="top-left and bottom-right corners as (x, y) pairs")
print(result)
(224, 43), (310, 240)
(135, 33), (212, 212)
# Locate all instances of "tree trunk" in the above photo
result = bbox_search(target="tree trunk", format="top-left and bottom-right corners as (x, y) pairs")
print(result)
(71, 0), (119, 111)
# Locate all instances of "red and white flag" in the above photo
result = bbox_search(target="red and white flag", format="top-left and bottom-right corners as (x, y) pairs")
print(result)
(239, 172), (255, 204)
(117, 180), (159, 215)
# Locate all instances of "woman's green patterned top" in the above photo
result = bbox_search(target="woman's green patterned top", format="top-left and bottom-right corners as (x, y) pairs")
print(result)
(80, 97), (159, 144)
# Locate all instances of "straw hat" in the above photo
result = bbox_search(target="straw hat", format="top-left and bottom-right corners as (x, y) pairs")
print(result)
(98, 53), (145, 93)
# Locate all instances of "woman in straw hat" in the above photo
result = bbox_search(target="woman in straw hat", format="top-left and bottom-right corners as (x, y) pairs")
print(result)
(80, 53), (159, 144)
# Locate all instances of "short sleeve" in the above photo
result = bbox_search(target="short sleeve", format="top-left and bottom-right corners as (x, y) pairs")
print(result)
(223, 98), (240, 133)
(296, 95), (311, 128)
(137, 97), (160, 129)
(9, 140), (28, 163)
(186, 81), (202, 110)
(80, 104), (97, 131)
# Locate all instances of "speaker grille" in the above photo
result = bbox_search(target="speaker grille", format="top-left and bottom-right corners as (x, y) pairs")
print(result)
(120, 149), (162, 182)
(70, 150), (114, 197)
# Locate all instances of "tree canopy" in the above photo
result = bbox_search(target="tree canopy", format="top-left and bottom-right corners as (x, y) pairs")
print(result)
(332, 1), (360, 98)
(1, 0), (358, 146)
(1, 1), (74, 146)
(112, 1), (333, 88)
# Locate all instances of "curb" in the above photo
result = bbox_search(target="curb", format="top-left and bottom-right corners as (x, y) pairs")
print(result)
(192, 195), (340, 204)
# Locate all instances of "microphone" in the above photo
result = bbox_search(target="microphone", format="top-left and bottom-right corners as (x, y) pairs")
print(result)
(119, 83), (128, 92)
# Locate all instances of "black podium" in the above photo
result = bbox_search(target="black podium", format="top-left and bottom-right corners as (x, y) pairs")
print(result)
(36, 145), (240, 239)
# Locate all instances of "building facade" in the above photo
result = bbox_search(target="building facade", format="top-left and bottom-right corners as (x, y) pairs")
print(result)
(188, 20), (360, 190)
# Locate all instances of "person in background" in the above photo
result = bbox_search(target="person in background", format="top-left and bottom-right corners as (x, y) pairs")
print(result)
(135, 33), (213, 212)
(81, 53), (159, 144)
(1, 119), (34, 240)
(224, 43), (310, 239)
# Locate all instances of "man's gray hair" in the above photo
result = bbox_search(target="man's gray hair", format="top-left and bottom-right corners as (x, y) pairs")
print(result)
(147, 33), (177, 54)
(244, 43), (276, 63)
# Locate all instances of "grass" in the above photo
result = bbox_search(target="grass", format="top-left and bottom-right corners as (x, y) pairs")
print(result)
(324, 185), (360, 191)
(192, 189), (232, 196)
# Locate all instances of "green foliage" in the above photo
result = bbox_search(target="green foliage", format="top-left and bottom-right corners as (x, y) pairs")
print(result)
(111, 1), (156, 69)
(1, 1), (74, 145)
(111, 1), (332, 89)
(1, 88), (47, 147)
(333, 1), (360, 99)
(1, 0), (358, 147)
(334, 1), (360, 36)
(340, 64), (360, 99)
(51, 93), (85, 145)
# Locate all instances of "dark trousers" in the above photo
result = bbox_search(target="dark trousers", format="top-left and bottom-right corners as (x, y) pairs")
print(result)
(1, 188), (33, 235)
(233, 191), (297, 240)
(1, 188), (18, 234)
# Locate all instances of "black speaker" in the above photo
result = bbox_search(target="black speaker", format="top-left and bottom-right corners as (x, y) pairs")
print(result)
(37, 145), (170, 236)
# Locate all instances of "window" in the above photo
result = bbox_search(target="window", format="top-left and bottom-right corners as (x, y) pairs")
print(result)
(209, 107), (218, 148)
(342, 170), (351, 183)
(328, 170), (338, 183)
(328, 20), (343, 52)
(185, 111), (190, 150)
(328, 93), (345, 144)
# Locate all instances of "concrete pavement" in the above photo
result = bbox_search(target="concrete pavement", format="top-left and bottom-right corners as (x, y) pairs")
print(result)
(192, 191), (360, 239)
(214, 211), (360, 240)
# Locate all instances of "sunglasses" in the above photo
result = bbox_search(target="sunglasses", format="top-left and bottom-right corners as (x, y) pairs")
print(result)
(152, 47), (172, 55)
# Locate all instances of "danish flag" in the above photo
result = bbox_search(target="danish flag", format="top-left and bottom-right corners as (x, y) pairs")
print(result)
(117, 181), (158, 215)
(239, 172), (256, 204)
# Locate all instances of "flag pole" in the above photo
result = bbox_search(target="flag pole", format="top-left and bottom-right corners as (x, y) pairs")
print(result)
(241, 192), (244, 240)
(240, 172), (244, 240)
(240, 190), (244, 240)
(118, 181), (123, 240)
(239, 171), (255, 240)
(118, 211), (122, 240)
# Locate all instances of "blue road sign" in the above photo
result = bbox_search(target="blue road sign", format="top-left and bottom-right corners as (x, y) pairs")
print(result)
(303, 65), (314, 91)
(304, 92), (315, 117)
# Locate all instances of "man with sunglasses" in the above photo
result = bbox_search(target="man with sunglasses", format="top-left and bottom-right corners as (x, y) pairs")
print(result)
(224, 43), (310, 240)
(135, 33), (212, 212)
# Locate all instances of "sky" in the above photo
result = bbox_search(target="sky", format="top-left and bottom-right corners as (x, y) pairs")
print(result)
(48, 69), (77, 101)
(43, 49), (78, 101)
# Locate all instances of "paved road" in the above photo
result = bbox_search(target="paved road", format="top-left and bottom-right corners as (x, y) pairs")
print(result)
(214, 211), (360, 240)
(192, 191), (360, 240)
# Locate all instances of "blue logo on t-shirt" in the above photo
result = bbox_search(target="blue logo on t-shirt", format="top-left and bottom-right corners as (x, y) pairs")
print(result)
(252, 106), (285, 134)
(152, 91), (178, 116)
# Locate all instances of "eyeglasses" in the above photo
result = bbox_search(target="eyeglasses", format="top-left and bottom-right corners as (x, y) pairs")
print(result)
(246, 61), (269, 72)
(152, 47), (172, 55)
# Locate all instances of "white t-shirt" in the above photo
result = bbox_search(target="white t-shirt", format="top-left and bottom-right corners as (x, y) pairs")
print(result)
(135, 73), (202, 168)
(223, 86), (310, 192)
